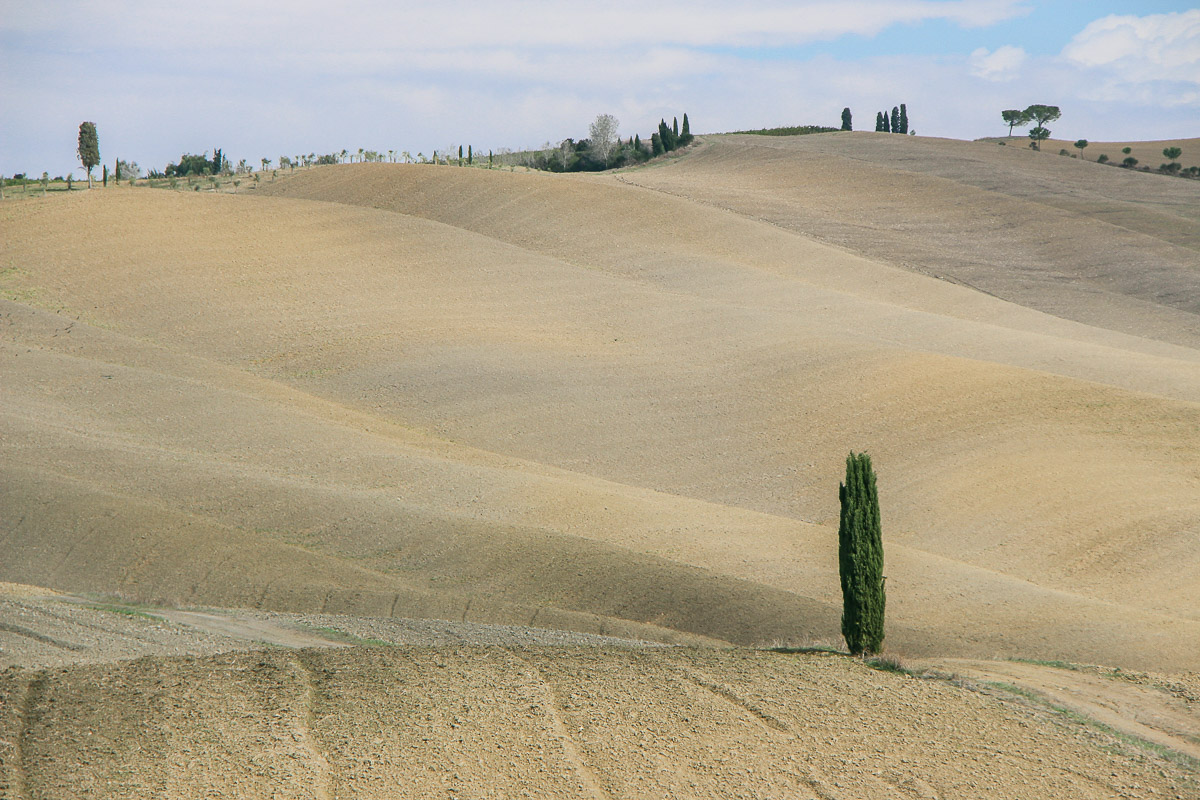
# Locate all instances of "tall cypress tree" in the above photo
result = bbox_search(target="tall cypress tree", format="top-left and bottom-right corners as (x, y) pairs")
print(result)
(875, 111), (884, 132)
(838, 452), (885, 656)
(680, 113), (693, 145)
(672, 116), (679, 139)
(899, 104), (909, 134)
(890, 107), (900, 134)
(841, 107), (852, 131)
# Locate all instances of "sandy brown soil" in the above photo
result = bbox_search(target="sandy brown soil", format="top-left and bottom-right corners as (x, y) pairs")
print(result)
(2, 133), (1199, 796)
(2, 646), (1197, 800)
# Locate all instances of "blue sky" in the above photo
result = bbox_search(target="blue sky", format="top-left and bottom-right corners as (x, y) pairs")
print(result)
(1, 1), (1197, 178)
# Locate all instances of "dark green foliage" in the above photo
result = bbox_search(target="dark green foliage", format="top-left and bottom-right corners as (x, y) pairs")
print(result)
(679, 114), (693, 146)
(165, 152), (223, 177)
(102, 164), (108, 187)
(875, 112), (885, 132)
(899, 104), (908, 134)
(729, 124), (838, 136)
(212, 148), (224, 175)
(1123, 156), (1138, 168)
(468, 145), (473, 165)
(673, 116), (679, 139)
(841, 107), (852, 131)
(1001, 109), (1028, 136)
(1163, 146), (1182, 161)
(77, 121), (100, 185)
(890, 107), (900, 135)
(1028, 126), (1051, 150)
(1074, 139), (1088, 158)
(1122, 146), (1132, 155)
(881, 110), (891, 132)
(838, 452), (885, 657)
(1097, 154), (1109, 163)
(114, 160), (122, 181)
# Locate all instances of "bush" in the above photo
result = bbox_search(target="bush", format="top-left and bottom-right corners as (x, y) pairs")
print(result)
(1097, 154), (1109, 163)
(1123, 157), (1139, 168)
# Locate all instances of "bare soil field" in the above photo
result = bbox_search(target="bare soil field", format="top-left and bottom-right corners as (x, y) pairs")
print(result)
(2, 132), (1199, 796)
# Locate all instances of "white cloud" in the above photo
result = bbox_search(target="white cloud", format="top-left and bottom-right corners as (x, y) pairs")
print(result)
(1060, 11), (1200, 106)
(2, 1), (1031, 50)
(968, 45), (1027, 80)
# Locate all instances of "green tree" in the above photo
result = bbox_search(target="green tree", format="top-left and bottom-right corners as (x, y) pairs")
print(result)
(875, 111), (885, 132)
(77, 121), (100, 188)
(1001, 109), (1028, 136)
(680, 113), (693, 146)
(899, 104), (908, 134)
(890, 107), (900, 135)
(838, 452), (886, 656)
(1123, 156), (1138, 168)
(1074, 139), (1088, 158)
(1028, 126), (1051, 150)
(1022, 105), (1060, 149)
(1122, 146), (1132, 155)
(841, 107), (852, 131)
(1162, 146), (1183, 173)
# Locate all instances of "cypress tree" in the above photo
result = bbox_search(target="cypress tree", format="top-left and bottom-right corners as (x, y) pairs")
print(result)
(673, 116), (679, 139)
(875, 112), (883, 132)
(841, 107), (852, 131)
(77, 121), (100, 188)
(838, 452), (885, 656)
(890, 106), (900, 134)
(651, 131), (664, 156)
(680, 113), (693, 145)
(899, 104), (909, 135)
(468, 145), (473, 165)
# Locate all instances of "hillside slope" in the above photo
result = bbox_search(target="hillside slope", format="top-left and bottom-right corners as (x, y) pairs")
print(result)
(2, 646), (1195, 800)
(2, 135), (1199, 672)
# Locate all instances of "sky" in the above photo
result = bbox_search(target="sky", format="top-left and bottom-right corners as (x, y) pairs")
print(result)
(1, 1), (1198, 178)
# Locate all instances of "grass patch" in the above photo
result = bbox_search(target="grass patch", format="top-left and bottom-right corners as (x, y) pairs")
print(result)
(726, 125), (839, 136)
(300, 624), (395, 648)
(82, 602), (163, 622)
(980, 680), (1200, 774)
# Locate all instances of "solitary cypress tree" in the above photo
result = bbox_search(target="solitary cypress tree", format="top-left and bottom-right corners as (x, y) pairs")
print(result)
(838, 452), (885, 656)
(77, 121), (100, 188)
(841, 107), (852, 131)
(890, 107), (900, 135)
(899, 104), (909, 134)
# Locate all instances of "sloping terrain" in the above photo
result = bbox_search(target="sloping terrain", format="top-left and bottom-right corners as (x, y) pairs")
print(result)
(3, 132), (1200, 797)
(3, 135), (1200, 672)
(2, 644), (1196, 800)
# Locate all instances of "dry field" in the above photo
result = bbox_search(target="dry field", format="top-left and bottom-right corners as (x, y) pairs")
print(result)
(2, 131), (1199, 797)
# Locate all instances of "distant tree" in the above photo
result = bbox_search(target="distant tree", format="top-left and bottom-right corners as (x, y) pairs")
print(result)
(1028, 126), (1051, 150)
(1022, 105), (1060, 149)
(468, 145), (473, 165)
(839, 452), (885, 657)
(77, 121), (100, 188)
(679, 113), (694, 146)
(1122, 156), (1138, 168)
(212, 148), (224, 175)
(890, 107), (900, 135)
(673, 117), (679, 140)
(875, 111), (885, 132)
(589, 113), (620, 167)
(102, 164), (108, 187)
(262, 157), (271, 171)
(1001, 109), (1028, 136)
(1097, 153), (1109, 163)
(1122, 146), (1132, 155)
(898, 104), (908, 135)
(41, 172), (49, 197)
(841, 107), (852, 131)
(1074, 139), (1088, 158)
(658, 119), (676, 152)
(1162, 146), (1183, 173)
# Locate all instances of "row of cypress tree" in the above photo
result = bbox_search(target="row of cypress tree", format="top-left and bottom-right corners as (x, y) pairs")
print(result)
(875, 105), (909, 134)
(651, 114), (694, 156)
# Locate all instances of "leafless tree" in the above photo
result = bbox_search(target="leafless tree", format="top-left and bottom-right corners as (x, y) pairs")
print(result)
(589, 113), (619, 167)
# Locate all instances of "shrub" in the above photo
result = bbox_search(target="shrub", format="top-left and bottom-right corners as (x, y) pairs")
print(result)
(1097, 154), (1108, 163)
(1123, 156), (1138, 168)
